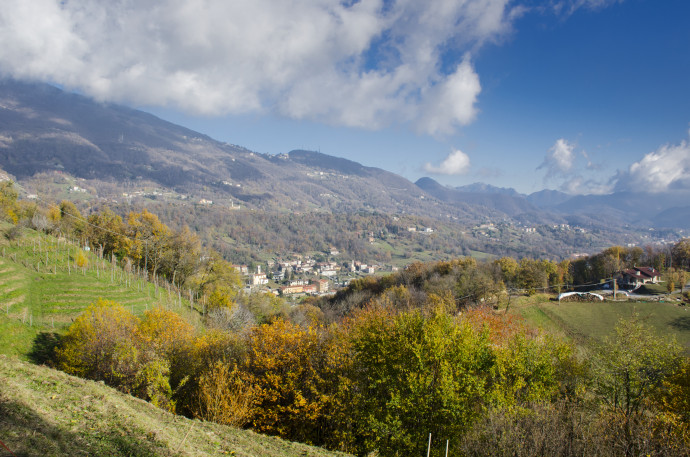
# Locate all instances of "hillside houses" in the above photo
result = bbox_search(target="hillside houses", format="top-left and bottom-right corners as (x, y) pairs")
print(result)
(618, 266), (661, 288)
(249, 266), (268, 286)
(232, 249), (396, 299)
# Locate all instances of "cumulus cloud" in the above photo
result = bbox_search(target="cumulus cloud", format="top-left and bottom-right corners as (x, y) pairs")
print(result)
(423, 148), (471, 175)
(613, 136), (690, 193)
(536, 138), (612, 194)
(0, 0), (519, 135)
(538, 138), (576, 177)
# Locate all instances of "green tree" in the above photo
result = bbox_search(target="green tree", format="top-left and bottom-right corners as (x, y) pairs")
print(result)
(593, 317), (683, 451)
(347, 307), (493, 457)
(516, 258), (548, 294)
(58, 200), (86, 237)
(86, 208), (129, 259)
(127, 209), (171, 276)
(672, 239), (690, 269)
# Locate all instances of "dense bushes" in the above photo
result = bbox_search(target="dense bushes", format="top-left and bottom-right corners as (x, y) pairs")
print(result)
(54, 293), (690, 457)
(56, 299), (192, 412)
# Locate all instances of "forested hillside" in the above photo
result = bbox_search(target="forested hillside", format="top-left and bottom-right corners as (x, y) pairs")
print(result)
(1, 185), (690, 456)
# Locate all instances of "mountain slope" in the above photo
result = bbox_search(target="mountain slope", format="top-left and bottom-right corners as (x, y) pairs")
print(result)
(526, 189), (573, 209)
(553, 190), (690, 228)
(455, 182), (521, 197)
(0, 355), (350, 457)
(415, 177), (543, 218)
(1, 79), (688, 229)
(0, 80), (489, 221)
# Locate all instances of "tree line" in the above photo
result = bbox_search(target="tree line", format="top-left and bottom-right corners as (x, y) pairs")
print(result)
(2, 185), (690, 455)
(53, 295), (689, 456)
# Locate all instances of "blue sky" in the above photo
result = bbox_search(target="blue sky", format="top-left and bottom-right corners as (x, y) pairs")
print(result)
(1, 0), (689, 194)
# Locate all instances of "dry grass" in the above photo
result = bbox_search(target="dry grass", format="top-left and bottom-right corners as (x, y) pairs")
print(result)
(0, 355), (351, 457)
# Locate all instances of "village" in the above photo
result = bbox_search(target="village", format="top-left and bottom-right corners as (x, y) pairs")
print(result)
(234, 252), (399, 299)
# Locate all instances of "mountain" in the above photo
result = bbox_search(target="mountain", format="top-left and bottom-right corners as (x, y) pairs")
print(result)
(654, 206), (690, 229)
(415, 177), (545, 218)
(527, 189), (573, 209)
(553, 190), (690, 228)
(0, 80), (491, 220)
(1, 79), (688, 230)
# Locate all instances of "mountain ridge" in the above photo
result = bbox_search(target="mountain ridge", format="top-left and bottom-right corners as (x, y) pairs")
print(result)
(1, 79), (688, 229)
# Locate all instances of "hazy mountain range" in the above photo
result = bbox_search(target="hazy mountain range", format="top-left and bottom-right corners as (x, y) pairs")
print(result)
(0, 79), (688, 230)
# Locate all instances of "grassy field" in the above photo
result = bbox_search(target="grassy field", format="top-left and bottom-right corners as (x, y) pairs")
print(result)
(0, 225), (202, 360)
(0, 355), (350, 457)
(513, 293), (690, 351)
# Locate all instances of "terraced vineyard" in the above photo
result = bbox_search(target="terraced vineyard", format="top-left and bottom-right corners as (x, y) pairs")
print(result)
(0, 225), (201, 359)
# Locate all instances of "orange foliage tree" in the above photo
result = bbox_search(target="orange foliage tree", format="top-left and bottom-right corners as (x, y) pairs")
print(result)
(241, 319), (342, 445)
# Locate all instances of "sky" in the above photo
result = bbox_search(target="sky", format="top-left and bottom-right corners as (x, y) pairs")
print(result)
(1, 0), (689, 195)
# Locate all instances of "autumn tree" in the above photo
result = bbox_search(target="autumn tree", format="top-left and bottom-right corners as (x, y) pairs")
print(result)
(0, 180), (19, 224)
(672, 238), (690, 270)
(242, 319), (339, 445)
(516, 258), (549, 294)
(126, 209), (171, 276)
(56, 299), (140, 391)
(159, 226), (202, 287)
(592, 317), (683, 454)
(58, 200), (86, 237)
(346, 306), (494, 457)
(56, 300), (196, 413)
(188, 252), (241, 310)
(86, 208), (129, 259)
(196, 361), (256, 427)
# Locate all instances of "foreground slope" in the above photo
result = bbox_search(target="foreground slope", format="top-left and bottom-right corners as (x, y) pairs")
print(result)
(0, 356), (350, 457)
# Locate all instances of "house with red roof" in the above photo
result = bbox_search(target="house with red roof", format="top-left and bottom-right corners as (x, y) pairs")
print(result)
(619, 266), (661, 287)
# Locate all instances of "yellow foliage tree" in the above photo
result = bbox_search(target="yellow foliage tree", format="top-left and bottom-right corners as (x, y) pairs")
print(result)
(56, 300), (191, 413)
(56, 299), (139, 391)
(137, 306), (195, 358)
(243, 319), (338, 444)
(173, 330), (247, 417)
(75, 249), (89, 271)
(196, 361), (256, 427)
(0, 180), (19, 224)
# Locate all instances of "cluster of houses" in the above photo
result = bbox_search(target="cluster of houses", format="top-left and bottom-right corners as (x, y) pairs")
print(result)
(233, 255), (397, 298)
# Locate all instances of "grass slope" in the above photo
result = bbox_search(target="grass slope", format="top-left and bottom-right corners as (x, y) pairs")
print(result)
(0, 226), (201, 360)
(515, 294), (690, 350)
(0, 356), (351, 457)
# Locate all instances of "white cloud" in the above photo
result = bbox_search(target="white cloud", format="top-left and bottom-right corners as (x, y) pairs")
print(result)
(537, 138), (613, 195)
(550, 0), (624, 15)
(538, 138), (576, 177)
(423, 148), (471, 175)
(613, 137), (690, 193)
(559, 176), (613, 195)
(0, 0), (518, 135)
